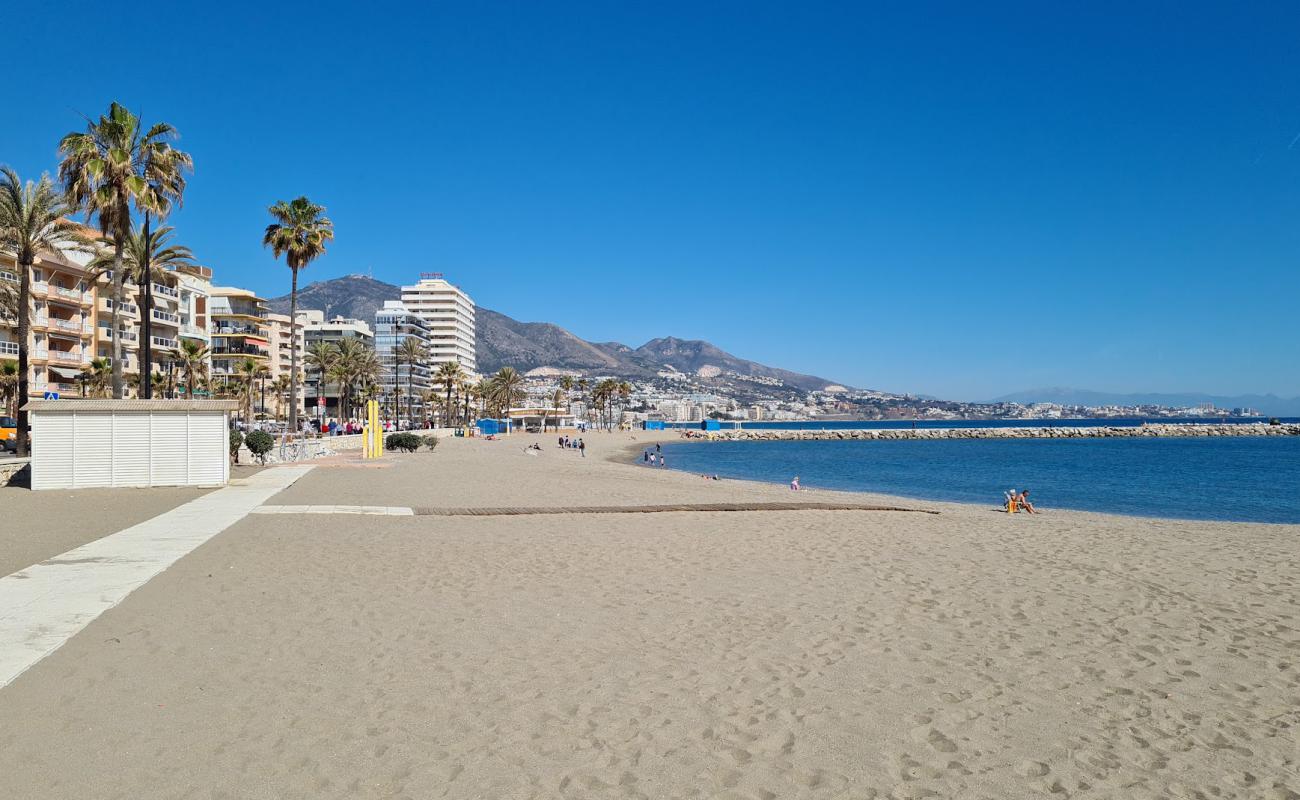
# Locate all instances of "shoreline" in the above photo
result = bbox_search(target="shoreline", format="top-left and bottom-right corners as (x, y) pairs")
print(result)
(611, 430), (1295, 526)
(685, 421), (1300, 442)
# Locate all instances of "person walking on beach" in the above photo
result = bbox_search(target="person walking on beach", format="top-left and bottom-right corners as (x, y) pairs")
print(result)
(644, 449), (650, 463)
(578, 439), (585, 457)
(659, 454), (666, 468)
(790, 475), (801, 491)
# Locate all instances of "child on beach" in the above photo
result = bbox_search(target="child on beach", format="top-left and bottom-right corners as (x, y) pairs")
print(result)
(1005, 489), (1018, 513)
(790, 476), (801, 491)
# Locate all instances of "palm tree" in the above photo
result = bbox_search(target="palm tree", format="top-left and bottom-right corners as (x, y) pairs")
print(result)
(577, 378), (591, 426)
(617, 381), (632, 429)
(234, 357), (269, 422)
(490, 367), (524, 432)
(396, 337), (427, 427)
(0, 168), (87, 455)
(76, 358), (110, 398)
(461, 380), (478, 425)
(87, 224), (194, 381)
(0, 360), (19, 414)
(552, 388), (565, 432)
(435, 360), (465, 426)
(271, 373), (291, 421)
(176, 339), (209, 398)
(263, 197), (334, 433)
(60, 103), (191, 398)
(476, 378), (495, 422)
(304, 340), (340, 423)
(328, 338), (370, 421)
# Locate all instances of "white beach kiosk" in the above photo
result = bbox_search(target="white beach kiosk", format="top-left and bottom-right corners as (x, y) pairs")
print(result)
(21, 399), (239, 491)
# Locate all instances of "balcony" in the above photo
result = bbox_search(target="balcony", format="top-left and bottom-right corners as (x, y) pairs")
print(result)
(46, 317), (92, 335)
(37, 283), (92, 305)
(212, 324), (267, 337)
(151, 309), (180, 325)
(151, 282), (179, 299)
(0, 270), (17, 284)
(38, 349), (86, 366)
(98, 327), (139, 343)
(151, 336), (179, 350)
(212, 344), (269, 358)
(102, 298), (139, 316)
(0, 341), (18, 356)
(179, 323), (208, 339)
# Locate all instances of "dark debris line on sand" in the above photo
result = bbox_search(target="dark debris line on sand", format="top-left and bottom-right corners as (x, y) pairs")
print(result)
(409, 503), (940, 516)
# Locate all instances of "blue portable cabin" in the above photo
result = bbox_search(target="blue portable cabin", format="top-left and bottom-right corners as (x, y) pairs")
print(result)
(701, 419), (721, 431)
(476, 418), (505, 436)
(642, 420), (666, 431)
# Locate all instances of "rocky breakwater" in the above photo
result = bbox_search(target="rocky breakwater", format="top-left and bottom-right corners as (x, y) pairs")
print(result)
(709, 423), (1300, 442)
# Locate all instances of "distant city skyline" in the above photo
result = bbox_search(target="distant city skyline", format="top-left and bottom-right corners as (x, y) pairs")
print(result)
(5, 2), (1299, 399)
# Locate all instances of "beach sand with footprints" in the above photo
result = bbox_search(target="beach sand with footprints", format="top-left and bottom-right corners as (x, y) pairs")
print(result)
(1, 431), (1297, 798)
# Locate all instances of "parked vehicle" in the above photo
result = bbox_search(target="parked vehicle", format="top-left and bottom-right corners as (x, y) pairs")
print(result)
(1, 416), (16, 453)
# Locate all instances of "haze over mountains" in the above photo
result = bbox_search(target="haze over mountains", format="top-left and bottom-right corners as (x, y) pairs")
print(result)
(267, 275), (843, 392)
(991, 388), (1300, 417)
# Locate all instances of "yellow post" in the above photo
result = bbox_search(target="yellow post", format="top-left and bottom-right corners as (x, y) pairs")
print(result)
(363, 399), (383, 459)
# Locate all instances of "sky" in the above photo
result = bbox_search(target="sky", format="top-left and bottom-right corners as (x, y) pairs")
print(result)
(5, 1), (1299, 400)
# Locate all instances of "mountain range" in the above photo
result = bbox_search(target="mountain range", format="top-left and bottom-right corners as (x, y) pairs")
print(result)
(990, 388), (1300, 417)
(267, 275), (842, 391)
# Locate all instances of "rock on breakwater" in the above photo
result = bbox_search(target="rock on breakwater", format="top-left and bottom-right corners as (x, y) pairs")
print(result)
(700, 423), (1300, 442)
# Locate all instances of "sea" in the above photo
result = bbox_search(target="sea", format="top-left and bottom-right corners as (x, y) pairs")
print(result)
(655, 431), (1300, 524)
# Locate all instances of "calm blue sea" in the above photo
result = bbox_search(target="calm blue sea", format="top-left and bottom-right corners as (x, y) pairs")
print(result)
(655, 437), (1300, 524)
(663, 417), (1299, 431)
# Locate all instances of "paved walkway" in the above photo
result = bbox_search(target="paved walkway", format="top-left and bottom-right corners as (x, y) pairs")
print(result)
(0, 466), (313, 690)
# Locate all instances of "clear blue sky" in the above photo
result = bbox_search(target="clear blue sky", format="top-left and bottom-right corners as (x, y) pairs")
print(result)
(6, 2), (1299, 400)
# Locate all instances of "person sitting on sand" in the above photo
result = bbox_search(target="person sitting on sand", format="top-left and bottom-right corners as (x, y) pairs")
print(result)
(1005, 488), (1018, 513)
(1018, 490), (1037, 514)
(791, 476), (801, 491)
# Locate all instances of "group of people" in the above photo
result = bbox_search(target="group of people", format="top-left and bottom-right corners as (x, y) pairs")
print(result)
(558, 435), (586, 457)
(642, 443), (666, 467)
(1004, 488), (1037, 514)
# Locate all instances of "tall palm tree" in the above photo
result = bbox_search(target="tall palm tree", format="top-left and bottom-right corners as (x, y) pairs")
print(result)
(328, 338), (369, 421)
(176, 339), (209, 398)
(304, 340), (339, 424)
(59, 103), (191, 398)
(490, 367), (524, 431)
(617, 381), (632, 429)
(476, 378), (495, 421)
(552, 388), (565, 432)
(461, 380), (478, 425)
(0, 360), (19, 414)
(263, 197), (333, 432)
(271, 373), (291, 421)
(87, 224), (194, 383)
(234, 357), (269, 422)
(435, 360), (465, 426)
(0, 168), (86, 455)
(396, 337), (427, 428)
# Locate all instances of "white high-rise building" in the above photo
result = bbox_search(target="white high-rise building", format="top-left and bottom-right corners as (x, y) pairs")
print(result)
(400, 273), (476, 373)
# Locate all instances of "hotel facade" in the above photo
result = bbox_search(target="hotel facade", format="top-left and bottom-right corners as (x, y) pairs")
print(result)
(400, 273), (476, 374)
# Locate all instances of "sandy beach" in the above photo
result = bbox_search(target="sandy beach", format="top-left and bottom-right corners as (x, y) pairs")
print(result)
(1, 431), (1297, 799)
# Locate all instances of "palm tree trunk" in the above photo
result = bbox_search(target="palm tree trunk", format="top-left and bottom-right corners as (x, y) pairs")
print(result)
(406, 368), (413, 429)
(288, 268), (300, 433)
(111, 240), (125, 398)
(140, 213), (154, 399)
(16, 256), (32, 457)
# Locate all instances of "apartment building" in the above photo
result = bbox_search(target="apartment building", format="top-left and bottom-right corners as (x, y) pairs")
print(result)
(208, 287), (271, 392)
(1, 245), (98, 400)
(400, 273), (476, 374)
(374, 300), (432, 419)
